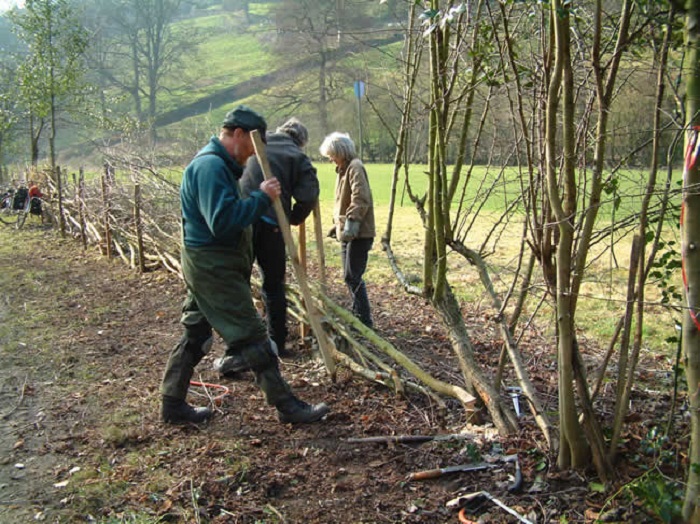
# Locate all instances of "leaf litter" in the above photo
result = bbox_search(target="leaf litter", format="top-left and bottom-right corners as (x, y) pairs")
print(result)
(0, 226), (688, 523)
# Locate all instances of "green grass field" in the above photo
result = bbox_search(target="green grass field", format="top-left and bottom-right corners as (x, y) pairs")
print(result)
(315, 162), (654, 220)
(309, 162), (678, 357)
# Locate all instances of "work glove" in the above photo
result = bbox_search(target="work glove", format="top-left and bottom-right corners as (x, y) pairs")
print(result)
(327, 226), (337, 239)
(290, 201), (315, 226)
(340, 219), (360, 242)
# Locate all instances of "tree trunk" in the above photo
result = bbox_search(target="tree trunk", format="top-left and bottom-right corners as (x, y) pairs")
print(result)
(49, 92), (56, 183)
(29, 114), (43, 167)
(683, 1), (700, 520)
(318, 50), (329, 137)
(149, 61), (158, 144)
(132, 43), (142, 122)
(546, 0), (590, 470)
(432, 285), (517, 435)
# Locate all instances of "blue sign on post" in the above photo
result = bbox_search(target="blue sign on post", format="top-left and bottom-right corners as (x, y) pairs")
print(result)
(353, 81), (365, 160)
(354, 80), (365, 99)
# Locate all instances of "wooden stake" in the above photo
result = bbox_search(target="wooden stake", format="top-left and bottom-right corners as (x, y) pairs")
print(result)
(134, 183), (146, 273)
(313, 201), (327, 290)
(78, 168), (87, 249)
(298, 221), (311, 340)
(101, 164), (112, 259)
(56, 165), (65, 237)
(251, 130), (336, 378)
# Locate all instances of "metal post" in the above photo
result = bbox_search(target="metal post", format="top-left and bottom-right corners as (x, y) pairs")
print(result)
(354, 80), (365, 160)
(357, 95), (363, 160)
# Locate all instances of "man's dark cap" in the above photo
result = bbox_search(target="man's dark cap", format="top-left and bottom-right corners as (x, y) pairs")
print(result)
(222, 105), (267, 140)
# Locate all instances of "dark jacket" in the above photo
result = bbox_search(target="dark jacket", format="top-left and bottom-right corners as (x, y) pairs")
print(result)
(180, 136), (271, 249)
(240, 132), (319, 226)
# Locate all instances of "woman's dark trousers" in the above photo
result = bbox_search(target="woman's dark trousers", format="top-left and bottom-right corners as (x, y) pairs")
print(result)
(341, 237), (373, 328)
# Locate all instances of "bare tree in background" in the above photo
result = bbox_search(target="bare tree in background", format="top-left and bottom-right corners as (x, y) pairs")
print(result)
(10, 0), (87, 172)
(271, 0), (375, 136)
(85, 0), (197, 143)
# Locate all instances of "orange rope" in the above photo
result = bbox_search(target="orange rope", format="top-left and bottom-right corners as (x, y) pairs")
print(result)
(681, 127), (700, 331)
(458, 507), (478, 524)
(190, 380), (230, 405)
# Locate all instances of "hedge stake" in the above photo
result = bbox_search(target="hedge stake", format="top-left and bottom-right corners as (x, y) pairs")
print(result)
(251, 130), (337, 379)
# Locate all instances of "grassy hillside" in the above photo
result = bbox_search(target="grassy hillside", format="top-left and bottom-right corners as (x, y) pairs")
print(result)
(40, 2), (401, 162)
(163, 10), (278, 114)
(151, 3), (404, 153)
(171, 24), (274, 107)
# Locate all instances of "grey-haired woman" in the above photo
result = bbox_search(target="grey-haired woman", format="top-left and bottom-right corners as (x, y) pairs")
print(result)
(320, 132), (375, 328)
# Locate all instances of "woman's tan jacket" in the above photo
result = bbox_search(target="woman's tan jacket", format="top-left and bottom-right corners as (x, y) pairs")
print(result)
(332, 157), (375, 240)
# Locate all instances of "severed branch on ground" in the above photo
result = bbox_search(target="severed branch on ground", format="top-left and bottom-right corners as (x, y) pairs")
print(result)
(449, 240), (553, 448)
(321, 293), (476, 413)
(345, 433), (478, 445)
(2, 375), (29, 420)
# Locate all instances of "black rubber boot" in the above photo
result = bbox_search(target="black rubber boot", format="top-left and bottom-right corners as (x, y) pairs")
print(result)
(161, 395), (212, 424)
(213, 353), (251, 377)
(276, 396), (330, 424)
(161, 333), (210, 400)
(160, 325), (212, 425)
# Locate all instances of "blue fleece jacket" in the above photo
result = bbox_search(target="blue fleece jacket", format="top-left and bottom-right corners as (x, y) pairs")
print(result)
(180, 136), (271, 248)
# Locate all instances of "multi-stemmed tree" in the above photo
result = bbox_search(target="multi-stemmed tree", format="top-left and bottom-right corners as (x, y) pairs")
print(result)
(10, 0), (87, 172)
(381, 0), (679, 487)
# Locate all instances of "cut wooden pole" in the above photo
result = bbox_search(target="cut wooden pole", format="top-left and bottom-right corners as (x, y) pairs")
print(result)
(56, 165), (65, 237)
(101, 165), (112, 259)
(313, 201), (326, 290)
(298, 221), (311, 340)
(73, 171), (86, 249)
(251, 130), (336, 378)
(134, 183), (146, 273)
(79, 168), (87, 249)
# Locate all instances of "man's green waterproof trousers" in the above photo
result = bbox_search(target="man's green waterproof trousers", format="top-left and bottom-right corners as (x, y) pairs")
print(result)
(160, 239), (292, 406)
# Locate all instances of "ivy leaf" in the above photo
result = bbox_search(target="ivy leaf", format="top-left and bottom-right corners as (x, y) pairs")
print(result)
(419, 9), (440, 21)
(589, 482), (606, 493)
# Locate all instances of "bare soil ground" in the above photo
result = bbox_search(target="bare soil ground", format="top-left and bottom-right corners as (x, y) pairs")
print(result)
(0, 225), (688, 523)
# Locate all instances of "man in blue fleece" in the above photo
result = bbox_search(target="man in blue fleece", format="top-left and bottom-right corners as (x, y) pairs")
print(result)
(160, 106), (329, 425)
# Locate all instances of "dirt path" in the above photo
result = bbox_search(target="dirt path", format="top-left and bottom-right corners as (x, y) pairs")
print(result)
(0, 227), (77, 520)
(0, 315), (62, 522)
(0, 225), (685, 523)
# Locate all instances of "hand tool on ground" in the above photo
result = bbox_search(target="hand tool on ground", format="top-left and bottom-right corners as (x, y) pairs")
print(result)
(506, 454), (523, 493)
(447, 490), (534, 524)
(408, 461), (496, 481)
(479, 453), (523, 492)
(506, 386), (522, 417)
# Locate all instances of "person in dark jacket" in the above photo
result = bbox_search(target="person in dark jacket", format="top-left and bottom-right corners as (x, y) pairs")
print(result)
(232, 118), (319, 363)
(320, 132), (375, 328)
(160, 105), (329, 425)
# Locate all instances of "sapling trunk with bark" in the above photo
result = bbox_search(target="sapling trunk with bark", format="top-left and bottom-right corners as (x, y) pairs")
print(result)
(683, 1), (700, 519)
